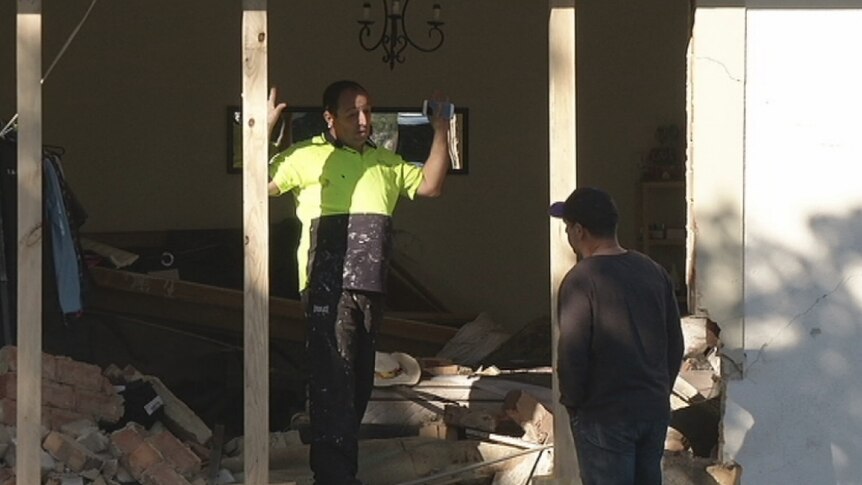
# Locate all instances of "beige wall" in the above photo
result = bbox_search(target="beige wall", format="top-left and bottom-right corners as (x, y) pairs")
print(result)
(0, 0), (689, 330)
(577, 0), (691, 247)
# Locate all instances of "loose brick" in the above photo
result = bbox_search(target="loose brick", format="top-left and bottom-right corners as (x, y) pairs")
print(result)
(43, 380), (76, 410)
(0, 399), (15, 426)
(43, 353), (57, 381)
(55, 356), (106, 392)
(0, 346), (56, 380)
(76, 388), (124, 423)
(42, 430), (104, 472)
(147, 431), (201, 477)
(0, 374), (13, 400)
(59, 418), (100, 439)
(110, 423), (147, 456)
(44, 406), (92, 430)
(101, 457), (119, 478)
(0, 373), (76, 411)
(141, 461), (192, 485)
(0, 466), (13, 484)
(125, 442), (163, 481)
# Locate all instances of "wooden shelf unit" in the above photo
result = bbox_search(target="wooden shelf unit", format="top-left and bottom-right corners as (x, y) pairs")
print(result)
(639, 180), (687, 310)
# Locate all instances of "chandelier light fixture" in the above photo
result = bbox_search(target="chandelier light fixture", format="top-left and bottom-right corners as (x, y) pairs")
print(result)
(358, 0), (445, 70)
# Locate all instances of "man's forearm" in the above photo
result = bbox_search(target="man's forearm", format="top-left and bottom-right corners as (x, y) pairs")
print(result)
(416, 128), (450, 197)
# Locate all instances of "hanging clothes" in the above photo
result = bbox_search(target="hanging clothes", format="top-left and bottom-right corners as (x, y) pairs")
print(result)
(43, 152), (85, 316)
(0, 136), (88, 341)
(0, 138), (16, 345)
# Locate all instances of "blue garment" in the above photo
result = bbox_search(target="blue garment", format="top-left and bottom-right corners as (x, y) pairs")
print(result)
(43, 156), (82, 315)
(570, 414), (668, 485)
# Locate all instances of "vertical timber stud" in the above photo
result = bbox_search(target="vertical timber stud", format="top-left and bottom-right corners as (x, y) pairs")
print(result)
(16, 1), (43, 484)
(242, 1), (270, 483)
(548, 1), (578, 483)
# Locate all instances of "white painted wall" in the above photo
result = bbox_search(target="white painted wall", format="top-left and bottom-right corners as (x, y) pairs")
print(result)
(700, 6), (862, 484)
(736, 9), (862, 483)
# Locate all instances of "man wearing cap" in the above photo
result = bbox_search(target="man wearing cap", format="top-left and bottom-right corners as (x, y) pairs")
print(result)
(549, 187), (684, 485)
(266, 81), (451, 485)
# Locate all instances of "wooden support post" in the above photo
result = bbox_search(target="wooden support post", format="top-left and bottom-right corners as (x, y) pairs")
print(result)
(242, 1), (270, 483)
(16, 1), (43, 484)
(548, 0), (578, 483)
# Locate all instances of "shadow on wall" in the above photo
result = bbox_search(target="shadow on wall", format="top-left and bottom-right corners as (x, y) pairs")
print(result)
(704, 205), (862, 483)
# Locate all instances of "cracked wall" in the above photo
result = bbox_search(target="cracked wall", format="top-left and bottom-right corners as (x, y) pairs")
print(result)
(691, 5), (862, 483)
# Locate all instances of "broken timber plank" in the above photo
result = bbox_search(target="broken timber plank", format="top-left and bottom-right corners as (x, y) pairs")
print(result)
(87, 267), (458, 356)
(16, 2), (44, 485)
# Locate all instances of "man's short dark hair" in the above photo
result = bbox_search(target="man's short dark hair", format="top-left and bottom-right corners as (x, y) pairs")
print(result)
(550, 187), (619, 238)
(322, 80), (368, 116)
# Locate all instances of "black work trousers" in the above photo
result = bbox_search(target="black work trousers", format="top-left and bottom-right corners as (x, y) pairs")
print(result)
(305, 288), (383, 485)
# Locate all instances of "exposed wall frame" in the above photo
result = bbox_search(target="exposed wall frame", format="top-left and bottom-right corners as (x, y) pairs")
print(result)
(548, 0), (578, 482)
(10, 2), (579, 482)
(15, 1), (44, 483)
(241, 0), (270, 483)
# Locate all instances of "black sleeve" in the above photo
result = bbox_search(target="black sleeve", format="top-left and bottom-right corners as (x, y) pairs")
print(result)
(557, 271), (593, 413)
(665, 277), (684, 385)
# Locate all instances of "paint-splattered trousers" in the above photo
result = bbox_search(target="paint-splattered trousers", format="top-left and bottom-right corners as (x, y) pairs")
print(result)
(305, 288), (384, 485)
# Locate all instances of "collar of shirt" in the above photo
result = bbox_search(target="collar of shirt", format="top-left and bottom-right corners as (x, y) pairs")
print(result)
(323, 130), (378, 151)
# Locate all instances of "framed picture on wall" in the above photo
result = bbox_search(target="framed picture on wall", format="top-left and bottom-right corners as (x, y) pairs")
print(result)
(228, 105), (468, 174)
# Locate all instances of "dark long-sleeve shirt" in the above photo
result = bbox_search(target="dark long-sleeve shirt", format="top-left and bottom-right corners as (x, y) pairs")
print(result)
(557, 250), (684, 423)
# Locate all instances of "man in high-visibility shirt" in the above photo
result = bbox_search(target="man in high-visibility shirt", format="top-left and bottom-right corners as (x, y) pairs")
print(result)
(267, 80), (451, 484)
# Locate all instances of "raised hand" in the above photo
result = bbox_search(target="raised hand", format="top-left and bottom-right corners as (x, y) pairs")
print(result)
(268, 86), (288, 137)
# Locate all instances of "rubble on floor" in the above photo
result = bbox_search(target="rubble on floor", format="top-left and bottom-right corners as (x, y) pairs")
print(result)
(11, 233), (742, 484)
(0, 346), (211, 485)
(2, 310), (742, 485)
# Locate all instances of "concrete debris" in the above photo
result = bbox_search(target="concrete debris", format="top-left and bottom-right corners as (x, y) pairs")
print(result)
(663, 453), (743, 485)
(665, 426), (690, 453)
(502, 390), (554, 445)
(43, 430), (105, 472)
(707, 462), (743, 485)
(681, 316), (719, 358)
(142, 376), (212, 446)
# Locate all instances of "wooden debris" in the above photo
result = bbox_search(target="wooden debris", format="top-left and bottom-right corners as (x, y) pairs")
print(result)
(434, 312), (512, 366)
(444, 404), (499, 433)
(418, 419), (458, 440)
(88, 266), (458, 356)
(416, 357), (465, 376)
(364, 375), (506, 430)
(221, 436), (542, 485)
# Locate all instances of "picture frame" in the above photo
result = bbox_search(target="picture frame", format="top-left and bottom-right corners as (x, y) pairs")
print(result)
(227, 105), (468, 174)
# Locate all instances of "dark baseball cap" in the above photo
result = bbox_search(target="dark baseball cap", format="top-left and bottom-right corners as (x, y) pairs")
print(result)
(549, 187), (619, 234)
